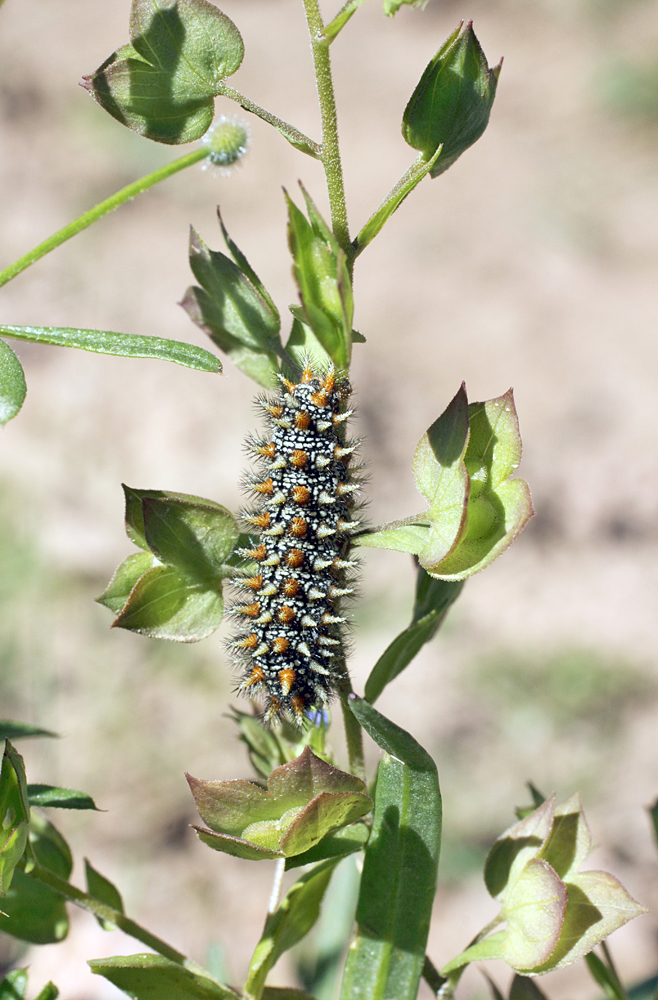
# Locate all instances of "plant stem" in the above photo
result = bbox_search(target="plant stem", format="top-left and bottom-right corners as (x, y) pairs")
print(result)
(0, 147), (208, 291)
(267, 858), (286, 914)
(27, 861), (210, 978)
(217, 85), (321, 158)
(302, 0), (351, 257)
(335, 667), (366, 782)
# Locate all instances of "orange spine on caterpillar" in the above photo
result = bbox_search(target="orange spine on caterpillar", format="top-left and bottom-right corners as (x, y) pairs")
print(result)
(229, 362), (361, 725)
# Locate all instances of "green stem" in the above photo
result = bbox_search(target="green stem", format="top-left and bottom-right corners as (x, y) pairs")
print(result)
(27, 861), (210, 978)
(217, 84), (321, 159)
(302, 0), (351, 257)
(0, 147), (208, 291)
(335, 667), (366, 782)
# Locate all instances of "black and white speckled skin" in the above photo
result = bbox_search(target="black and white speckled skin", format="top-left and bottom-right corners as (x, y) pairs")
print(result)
(229, 365), (360, 724)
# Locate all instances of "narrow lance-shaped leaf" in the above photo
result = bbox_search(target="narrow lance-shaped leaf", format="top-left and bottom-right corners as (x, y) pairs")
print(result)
(0, 339), (27, 426)
(340, 698), (441, 1000)
(27, 785), (100, 811)
(85, 859), (125, 931)
(0, 325), (222, 373)
(0, 722), (58, 741)
(402, 21), (501, 177)
(82, 0), (244, 144)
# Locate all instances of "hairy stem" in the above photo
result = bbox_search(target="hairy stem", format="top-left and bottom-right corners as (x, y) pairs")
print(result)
(302, 0), (351, 257)
(0, 147), (210, 291)
(217, 85), (321, 158)
(26, 862), (210, 978)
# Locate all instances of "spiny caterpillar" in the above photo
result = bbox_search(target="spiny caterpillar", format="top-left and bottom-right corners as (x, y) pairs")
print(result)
(230, 363), (361, 725)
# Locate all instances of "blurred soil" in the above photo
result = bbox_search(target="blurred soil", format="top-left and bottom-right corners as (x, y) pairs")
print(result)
(1, 0), (658, 997)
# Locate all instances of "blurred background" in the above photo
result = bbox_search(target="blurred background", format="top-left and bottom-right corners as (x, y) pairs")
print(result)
(1, 0), (658, 996)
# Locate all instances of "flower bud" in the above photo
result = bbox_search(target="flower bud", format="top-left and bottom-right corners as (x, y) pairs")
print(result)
(402, 21), (501, 177)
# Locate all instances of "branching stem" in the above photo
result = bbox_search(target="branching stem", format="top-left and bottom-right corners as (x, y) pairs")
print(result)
(26, 861), (210, 979)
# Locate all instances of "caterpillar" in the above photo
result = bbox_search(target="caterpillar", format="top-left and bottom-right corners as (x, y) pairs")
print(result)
(229, 362), (361, 725)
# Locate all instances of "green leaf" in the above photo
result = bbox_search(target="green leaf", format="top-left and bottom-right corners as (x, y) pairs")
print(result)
(441, 932), (506, 975)
(500, 858), (568, 971)
(82, 0), (244, 145)
(539, 793), (591, 882)
(286, 189), (353, 370)
(96, 551), (160, 614)
(340, 698), (441, 1000)
(85, 858), (125, 931)
(523, 871), (648, 975)
(284, 822), (369, 870)
(111, 564), (225, 641)
(402, 21), (501, 177)
(0, 325), (221, 373)
(0, 970), (28, 1000)
(245, 858), (340, 999)
(33, 985), (59, 1000)
(364, 566), (464, 703)
(262, 991), (318, 1000)
(181, 221), (281, 388)
(0, 722), (57, 741)
(141, 495), (239, 583)
(484, 797), (555, 901)
(26, 785), (99, 811)
(509, 975), (549, 1000)
(227, 708), (291, 781)
(383, 0), (427, 15)
(358, 387), (534, 580)
(103, 489), (239, 640)
(0, 742), (30, 896)
(585, 951), (627, 1000)
(189, 746), (371, 860)
(89, 954), (239, 999)
(323, 0), (368, 43)
(1, 812), (71, 944)
(0, 339), (26, 426)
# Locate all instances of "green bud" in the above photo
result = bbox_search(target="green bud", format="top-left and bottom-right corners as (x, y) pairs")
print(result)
(187, 746), (372, 861)
(402, 21), (501, 178)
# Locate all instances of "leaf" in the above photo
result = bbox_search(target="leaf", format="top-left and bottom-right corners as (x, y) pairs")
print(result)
(189, 746), (371, 860)
(383, 0), (428, 14)
(33, 985), (59, 1000)
(89, 954), (239, 999)
(111, 564), (225, 641)
(96, 551), (160, 614)
(484, 797), (556, 901)
(0, 742), (30, 896)
(357, 387), (534, 581)
(82, 0), (244, 145)
(27, 785), (99, 810)
(340, 698), (441, 1000)
(286, 189), (353, 370)
(539, 794), (591, 882)
(509, 975), (549, 1000)
(141, 495), (239, 583)
(244, 858), (340, 999)
(181, 222), (281, 388)
(0, 325), (222, 373)
(402, 21), (501, 177)
(441, 932), (506, 974)
(364, 566), (464, 703)
(0, 970), (28, 1000)
(500, 858), (568, 971)
(85, 859), (125, 931)
(0, 722), (57, 741)
(284, 822), (369, 870)
(323, 0), (368, 43)
(523, 871), (648, 975)
(1, 812), (72, 944)
(0, 339), (26, 426)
